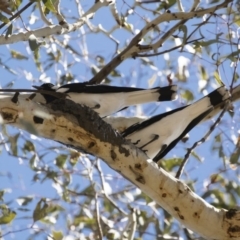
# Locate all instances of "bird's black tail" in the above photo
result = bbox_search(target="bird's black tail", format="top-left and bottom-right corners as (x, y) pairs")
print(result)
(125, 85), (177, 106)
(153, 86), (231, 162)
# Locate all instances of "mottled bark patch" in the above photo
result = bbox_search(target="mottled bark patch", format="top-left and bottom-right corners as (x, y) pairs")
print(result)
(174, 207), (179, 212)
(134, 163), (142, 171)
(88, 142), (95, 148)
(110, 149), (117, 160)
(1, 108), (18, 123)
(136, 176), (145, 184)
(33, 116), (44, 124)
(226, 209), (238, 219)
(49, 99), (131, 157)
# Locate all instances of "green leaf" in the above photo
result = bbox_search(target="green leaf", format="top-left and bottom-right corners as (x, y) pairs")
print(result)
(28, 34), (42, 52)
(110, 69), (122, 77)
(198, 39), (224, 47)
(210, 173), (222, 184)
(29, 154), (38, 171)
(33, 199), (48, 222)
(13, 0), (23, 10)
(191, 151), (202, 162)
(69, 151), (80, 166)
(52, 231), (63, 240)
(213, 71), (223, 86)
(159, 158), (183, 171)
(60, 73), (74, 84)
(230, 147), (240, 164)
(224, 49), (240, 62)
(33, 199), (64, 223)
(56, 154), (67, 168)
(11, 50), (28, 60)
(215, 133), (222, 142)
(0, 191), (4, 201)
(234, 17), (240, 26)
(199, 66), (208, 80)
(42, 0), (57, 13)
(23, 140), (35, 153)
(33, 48), (42, 71)
(45, 204), (64, 214)
(45, 170), (58, 181)
(156, 0), (176, 11)
(0, 12), (10, 24)
(0, 205), (16, 225)
(181, 89), (194, 101)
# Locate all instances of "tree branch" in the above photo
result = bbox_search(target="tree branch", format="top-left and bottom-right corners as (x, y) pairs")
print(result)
(0, 0), (113, 45)
(0, 94), (239, 240)
(89, 0), (232, 84)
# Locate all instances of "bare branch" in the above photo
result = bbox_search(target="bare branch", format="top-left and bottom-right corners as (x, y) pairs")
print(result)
(89, 0), (232, 84)
(37, 1), (52, 26)
(0, 0), (113, 45)
(95, 193), (103, 239)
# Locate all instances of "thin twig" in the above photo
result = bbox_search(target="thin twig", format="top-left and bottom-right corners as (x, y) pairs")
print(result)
(96, 159), (128, 215)
(121, 208), (137, 240)
(0, 1), (35, 30)
(95, 193), (103, 239)
(136, 37), (204, 57)
(37, 0), (52, 25)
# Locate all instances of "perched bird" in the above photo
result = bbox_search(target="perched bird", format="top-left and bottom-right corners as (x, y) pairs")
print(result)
(122, 86), (230, 162)
(32, 82), (177, 117)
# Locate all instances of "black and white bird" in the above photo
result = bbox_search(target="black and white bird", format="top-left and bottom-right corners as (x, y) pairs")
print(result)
(122, 86), (230, 162)
(32, 82), (177, 117)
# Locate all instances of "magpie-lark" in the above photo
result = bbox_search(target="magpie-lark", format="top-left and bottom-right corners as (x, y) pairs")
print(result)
(122, 86), (230, 162)
(32, 82), (177, 117)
